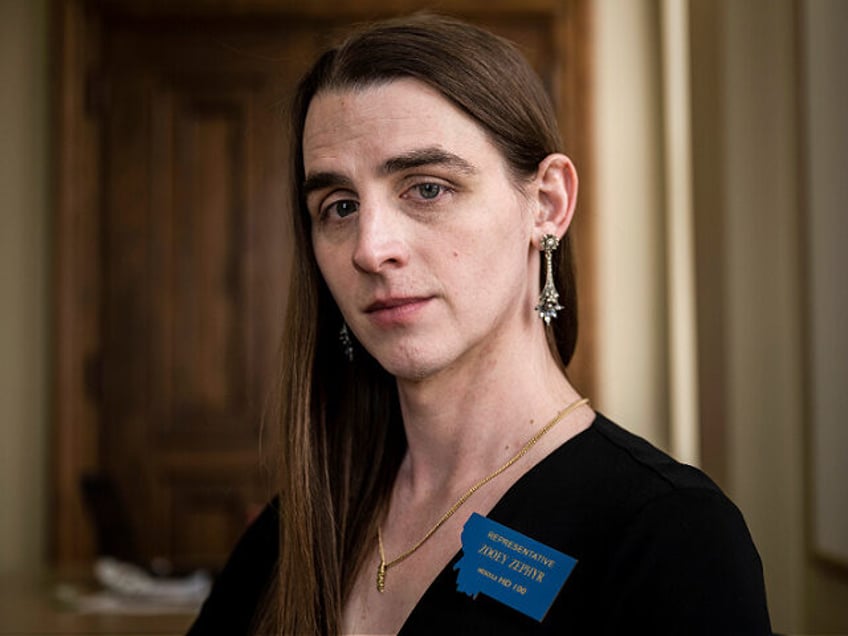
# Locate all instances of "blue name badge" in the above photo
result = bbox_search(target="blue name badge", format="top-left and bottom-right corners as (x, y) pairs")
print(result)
(453, 513), (577, 622)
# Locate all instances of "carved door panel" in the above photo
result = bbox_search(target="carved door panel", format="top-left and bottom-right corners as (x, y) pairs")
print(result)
(98, 22), (311, 569)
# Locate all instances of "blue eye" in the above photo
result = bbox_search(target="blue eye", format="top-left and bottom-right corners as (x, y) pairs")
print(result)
(416, 183), (442, 199)
(327, 199), (359, 218)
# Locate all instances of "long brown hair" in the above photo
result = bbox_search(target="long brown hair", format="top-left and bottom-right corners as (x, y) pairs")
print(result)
(265, 14), (578, 634)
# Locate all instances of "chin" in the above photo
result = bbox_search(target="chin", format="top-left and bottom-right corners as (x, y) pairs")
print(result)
(370, 345), (449, 383)
(377, 358), (438, 383)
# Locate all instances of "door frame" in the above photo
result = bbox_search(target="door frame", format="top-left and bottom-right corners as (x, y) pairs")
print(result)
(52, 0), (595, 565)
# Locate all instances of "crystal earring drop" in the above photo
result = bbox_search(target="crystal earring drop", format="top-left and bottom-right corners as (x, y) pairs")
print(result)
(535, 234), (563, 325)
(339, 322), (354, 361)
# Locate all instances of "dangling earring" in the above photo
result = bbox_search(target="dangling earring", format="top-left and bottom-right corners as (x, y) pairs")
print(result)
(535, 234), (563, 325)
(339, 322), (354, 361)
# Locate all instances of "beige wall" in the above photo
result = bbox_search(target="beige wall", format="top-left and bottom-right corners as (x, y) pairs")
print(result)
(0, 0), (50, 575)
(594, 0), (848, 632)
(718, 0), (806, 627)
(593, 0), (670, 448)
(800, 1), (848, 631)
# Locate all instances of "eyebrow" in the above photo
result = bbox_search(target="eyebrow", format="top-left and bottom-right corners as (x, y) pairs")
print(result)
(380, 147), (478, 176)
(303, 146), (477, 198)
(303, 171), (354, 200)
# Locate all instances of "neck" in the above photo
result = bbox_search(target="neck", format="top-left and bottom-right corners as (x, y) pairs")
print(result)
(394, 337), (581, 499)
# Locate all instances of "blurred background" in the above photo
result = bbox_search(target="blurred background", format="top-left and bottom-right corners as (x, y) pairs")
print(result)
(1, 0), (845, 633)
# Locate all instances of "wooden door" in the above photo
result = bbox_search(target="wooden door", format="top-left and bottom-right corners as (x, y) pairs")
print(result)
(54, 1), (593, 570)
(95, 20), (313, 569)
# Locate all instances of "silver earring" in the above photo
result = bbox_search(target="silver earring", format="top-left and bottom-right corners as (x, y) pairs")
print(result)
(535, 234), (563, 325)
(339, 322), (354, 361)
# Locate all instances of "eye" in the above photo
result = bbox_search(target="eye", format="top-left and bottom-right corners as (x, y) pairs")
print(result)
(403, 182), (452, 203)
(324, 199), (359, 219)
(416, 183), (443, 200)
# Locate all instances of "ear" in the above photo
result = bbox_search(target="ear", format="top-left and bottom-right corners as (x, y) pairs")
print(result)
(531, 153), (578, 247)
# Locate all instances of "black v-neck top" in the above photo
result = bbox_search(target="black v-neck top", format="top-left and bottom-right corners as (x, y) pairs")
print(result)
(187, 414), (772, 635)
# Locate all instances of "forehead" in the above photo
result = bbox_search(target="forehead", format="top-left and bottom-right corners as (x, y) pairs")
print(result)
(302, 79), (499, 170)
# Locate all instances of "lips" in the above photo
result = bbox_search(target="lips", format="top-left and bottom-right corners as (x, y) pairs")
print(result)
(364, 296), (432, 326)
(365, 296), (429, 312)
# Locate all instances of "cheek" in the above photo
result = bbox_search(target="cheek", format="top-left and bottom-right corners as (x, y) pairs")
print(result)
(313, 242), (349, 299)
(480, 222), (534, 295)
(456, 236), (519, 295)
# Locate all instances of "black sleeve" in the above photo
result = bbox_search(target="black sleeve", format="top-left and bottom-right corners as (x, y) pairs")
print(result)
(186, 501), (280, 636)
(599, 488), (772, 635)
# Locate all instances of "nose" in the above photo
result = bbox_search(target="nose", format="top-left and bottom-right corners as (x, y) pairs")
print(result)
(351, 202), (409, 273)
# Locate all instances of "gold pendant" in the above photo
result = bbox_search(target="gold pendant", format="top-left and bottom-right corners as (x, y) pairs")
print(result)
(376, 560), (387, 593)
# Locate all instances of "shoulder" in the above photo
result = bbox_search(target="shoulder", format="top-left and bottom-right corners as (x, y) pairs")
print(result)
(583, 415), (762, 563)
(596, 479), (772, 633)
(497, 412), (728, 536)
(524, 412), (761, 560)
(492, 413), (772, 633)
(186, 500), (280, 635)
(586, 412), (721, 496)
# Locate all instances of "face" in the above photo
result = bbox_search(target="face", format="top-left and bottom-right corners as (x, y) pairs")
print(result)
(303, 79), (541, 381)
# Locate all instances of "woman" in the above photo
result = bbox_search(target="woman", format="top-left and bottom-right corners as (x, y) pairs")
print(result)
(189, 14), (772, 635)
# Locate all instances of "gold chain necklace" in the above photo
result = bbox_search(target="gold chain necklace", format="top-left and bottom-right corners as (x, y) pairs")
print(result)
(376, 396), (589, 593)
